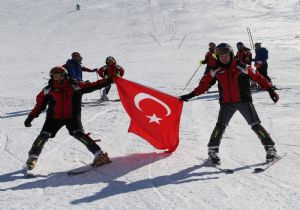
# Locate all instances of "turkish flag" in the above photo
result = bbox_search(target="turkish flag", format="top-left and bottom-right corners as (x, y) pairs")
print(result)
(114, 77), (183, 152)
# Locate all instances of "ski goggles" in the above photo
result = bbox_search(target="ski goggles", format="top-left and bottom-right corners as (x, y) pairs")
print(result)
(49, 67), (67, 76)
(215, 46), (232, 56)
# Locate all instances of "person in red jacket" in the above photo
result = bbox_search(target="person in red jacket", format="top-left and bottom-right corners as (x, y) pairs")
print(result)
(96, 56), (124, 101)
(24, 66), (114, 171)
(201, 42), (217, 74)
(235, 42), (252, 65)
(235, 42), (256, 88)
(180, 43), (279, 165)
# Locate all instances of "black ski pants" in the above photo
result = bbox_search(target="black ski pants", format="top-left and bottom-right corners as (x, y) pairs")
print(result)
(207, 102), (275, 148)
(28, 117), (101, 157)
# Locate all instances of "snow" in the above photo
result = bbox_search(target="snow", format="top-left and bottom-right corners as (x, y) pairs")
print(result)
(1, 0), (300, 209)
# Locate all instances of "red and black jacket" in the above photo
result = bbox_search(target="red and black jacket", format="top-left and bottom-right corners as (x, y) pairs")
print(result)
(202, 50), (217, 70)
(97, 64), (124, 79)
(235, 47), (252, 65)
(28, 79), (110, 119)
(193, 59), (272, 104)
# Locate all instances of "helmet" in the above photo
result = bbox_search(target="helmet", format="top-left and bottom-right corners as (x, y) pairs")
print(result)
(208, 42), (216, 49)
(215, 43), (234, 68)
(209, 42), (216, 49)
(215, 43), (233, 56)
(236, 42), (244, 49)
(49, 66), (68, 77)
(71, 52), (82, 62)
(106, 56), (116, 65)
(254, 42), (261, 48)
(71, 52), (81, 58)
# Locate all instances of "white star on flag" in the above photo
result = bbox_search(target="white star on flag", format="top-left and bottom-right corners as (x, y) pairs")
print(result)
(146, 114), (162, 124)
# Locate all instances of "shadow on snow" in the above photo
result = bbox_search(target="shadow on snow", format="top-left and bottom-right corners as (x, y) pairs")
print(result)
(0, 152), (267, 205)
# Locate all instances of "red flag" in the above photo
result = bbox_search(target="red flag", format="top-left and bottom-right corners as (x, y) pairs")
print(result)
(114, 77), (183, 152)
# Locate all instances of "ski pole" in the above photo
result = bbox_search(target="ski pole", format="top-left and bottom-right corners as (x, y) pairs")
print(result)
(182, 63), (202, 91)
(247, 27), (254, 50)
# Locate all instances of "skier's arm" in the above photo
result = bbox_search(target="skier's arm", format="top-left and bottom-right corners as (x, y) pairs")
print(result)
(180, 70), (215, 101)
(238, 63), (279, 103)
(24, 90), (48, 127)
(117, 66), (125, 77)
(78, 78), (112, 94)
(97, 67), (106, 78)
(82, 66), (97, 72)
(201, 52), (209, 64)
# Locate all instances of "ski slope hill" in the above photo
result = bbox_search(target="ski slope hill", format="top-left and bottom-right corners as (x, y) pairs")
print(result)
(1, 0), (300, 209)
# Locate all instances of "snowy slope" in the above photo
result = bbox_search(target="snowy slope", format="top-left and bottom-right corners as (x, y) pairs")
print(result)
(1, 0), (300, 209)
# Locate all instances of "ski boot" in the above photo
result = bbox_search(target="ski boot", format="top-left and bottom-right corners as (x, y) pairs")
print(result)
(26, 155), (38, 170)
(92, 151), (111, 167)
(99, 94), (109, 102)
(208, 147), (220, 165)
(265, 145), (278, 162)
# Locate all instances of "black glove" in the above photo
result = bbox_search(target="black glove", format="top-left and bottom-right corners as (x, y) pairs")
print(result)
(24, 115), (34, 127)
(92, 68), (98, 72)
(268, 87), (279, 103)
(179, 91), (196, 102)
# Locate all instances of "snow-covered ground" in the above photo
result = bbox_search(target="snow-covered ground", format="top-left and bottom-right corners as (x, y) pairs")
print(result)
(1, 0), (300, 209)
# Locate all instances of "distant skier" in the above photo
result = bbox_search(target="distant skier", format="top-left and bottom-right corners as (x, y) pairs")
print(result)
(96, 56), (124, 101)
(254, 43), (272, 82)
(235, 42), (252, 65)
(24, 66), (114, 170)
(180, 43), (279, 165)
(200, 42), (217, 74)
(76, 4), (80, 11)
(235, 42), (256, 88)
(63, 52), (97, 81)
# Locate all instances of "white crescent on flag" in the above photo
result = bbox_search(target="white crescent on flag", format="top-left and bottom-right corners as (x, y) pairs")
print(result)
(134, 93), (172, 116)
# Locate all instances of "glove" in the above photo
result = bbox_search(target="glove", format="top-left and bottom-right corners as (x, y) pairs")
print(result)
(179, 91), (196, 102)
(24, 115), (34, 127)
(198, 60), (204, 65)
(92, 68), (98, 72)
(255, 60), (263, 69)
(268, 87), (279, 103)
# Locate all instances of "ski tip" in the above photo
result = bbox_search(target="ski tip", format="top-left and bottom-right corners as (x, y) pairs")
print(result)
(224, 169), (234, 174)
(253, 168), (264, 173)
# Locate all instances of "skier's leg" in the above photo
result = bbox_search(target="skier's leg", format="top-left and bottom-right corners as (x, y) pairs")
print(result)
(26, 119), (63, 170)
(238, 102), (275, 146)
(67, 118), (110, 165)
(101, 84), (111, 100)
(207, 104), (236, 163)
(239, 103), (277, 161)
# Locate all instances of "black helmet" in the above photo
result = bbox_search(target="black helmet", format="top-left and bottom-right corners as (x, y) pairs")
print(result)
(71, 52), (81, 58)
(215, 43), (234, 68)
(49, 66), (68, 78)
(215, 43), (233, 56)
(106, 56), (116, 65)
(71, 52), (82, 62)
(236, 42), (244, 49)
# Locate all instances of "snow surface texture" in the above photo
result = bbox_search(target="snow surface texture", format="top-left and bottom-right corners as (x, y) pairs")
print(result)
(1, 0), (300, 209)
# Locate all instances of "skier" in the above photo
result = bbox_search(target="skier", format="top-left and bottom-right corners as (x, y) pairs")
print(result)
(24, 66), (114, 170)
(96, 56), (124, 101)
(180, 43), (279, 165)
(254, 43), (272, 82)
(200, 42), (217, 74)
(235, 42), (252, 65)
(63, 52), (97, 81)
(235, 42), (256, 88)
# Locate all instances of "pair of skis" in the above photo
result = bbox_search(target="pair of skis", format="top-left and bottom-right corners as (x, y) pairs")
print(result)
(208, 153), (287, 174)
